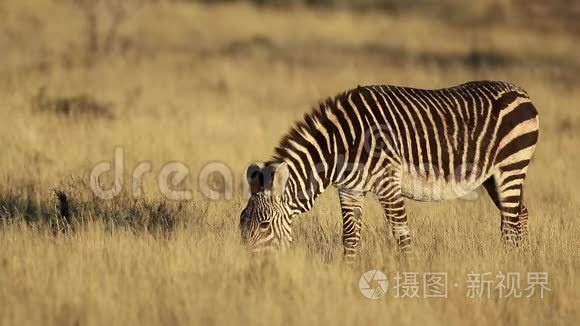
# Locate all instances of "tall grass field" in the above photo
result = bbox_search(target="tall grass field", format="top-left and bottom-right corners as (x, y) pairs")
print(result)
(0, 1), (579, 325)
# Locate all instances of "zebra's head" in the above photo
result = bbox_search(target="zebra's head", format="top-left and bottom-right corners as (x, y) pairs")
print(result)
(240, 161), (292, 253)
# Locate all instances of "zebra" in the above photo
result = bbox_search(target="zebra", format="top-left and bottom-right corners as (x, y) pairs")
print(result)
(239, 80), (539, 260)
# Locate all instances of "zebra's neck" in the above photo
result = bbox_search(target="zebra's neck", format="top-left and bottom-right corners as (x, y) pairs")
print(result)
(269, 99), (343, 215)
(267, 156), (330, 216)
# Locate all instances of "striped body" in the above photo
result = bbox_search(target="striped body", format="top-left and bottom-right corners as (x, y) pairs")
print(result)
(241, 80), (539, 259)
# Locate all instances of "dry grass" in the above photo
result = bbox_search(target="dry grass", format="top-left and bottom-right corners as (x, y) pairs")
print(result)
(0, 1), (579, 325)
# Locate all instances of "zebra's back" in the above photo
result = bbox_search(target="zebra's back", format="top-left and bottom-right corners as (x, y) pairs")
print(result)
(303, 80), (539, 201)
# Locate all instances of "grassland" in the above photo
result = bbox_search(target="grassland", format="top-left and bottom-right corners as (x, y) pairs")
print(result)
(0, 1), (579, 325)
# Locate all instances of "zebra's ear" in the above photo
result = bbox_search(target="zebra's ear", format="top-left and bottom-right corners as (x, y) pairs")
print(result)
(245, 162), (264, 195)
(271, 162), (289, 198)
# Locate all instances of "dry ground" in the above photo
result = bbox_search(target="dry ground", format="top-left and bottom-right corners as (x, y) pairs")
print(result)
(0, 1), (579, 325)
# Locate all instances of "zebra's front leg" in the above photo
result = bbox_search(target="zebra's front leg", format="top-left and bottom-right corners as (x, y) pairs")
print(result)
(376, 179), (412, 254)
(338, 188), (365, 263)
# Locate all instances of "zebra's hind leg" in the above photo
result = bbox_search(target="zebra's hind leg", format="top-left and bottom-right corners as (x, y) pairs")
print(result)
(519, 204), (529, 239)
(338, 188), (365, 263)
(376, 176), (412, 254)
(483, 170), (529, 246)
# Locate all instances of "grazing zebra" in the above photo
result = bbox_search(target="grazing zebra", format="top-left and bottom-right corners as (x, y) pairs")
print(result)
(240, 80), (539, 260)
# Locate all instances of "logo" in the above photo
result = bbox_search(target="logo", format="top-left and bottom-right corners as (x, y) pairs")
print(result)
(359, 270), (389, 299)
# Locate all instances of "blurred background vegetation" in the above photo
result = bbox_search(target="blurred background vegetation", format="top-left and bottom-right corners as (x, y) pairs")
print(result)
(201, 0), (580, 33)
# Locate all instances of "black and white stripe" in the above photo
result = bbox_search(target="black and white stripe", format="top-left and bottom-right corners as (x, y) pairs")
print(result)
(241, 80), (539, 260)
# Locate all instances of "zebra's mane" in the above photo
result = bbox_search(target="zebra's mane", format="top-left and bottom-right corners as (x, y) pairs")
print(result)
(270, 89), (355, 164)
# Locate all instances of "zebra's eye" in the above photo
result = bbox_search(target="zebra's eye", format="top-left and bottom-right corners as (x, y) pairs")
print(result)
(259, 221), (270, 230)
